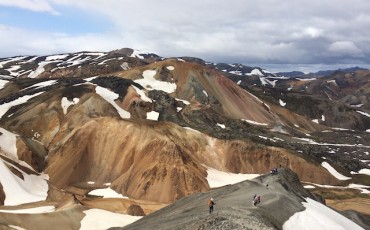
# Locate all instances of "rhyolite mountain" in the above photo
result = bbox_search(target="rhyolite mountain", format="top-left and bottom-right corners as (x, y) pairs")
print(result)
(0, 48), (369, 229)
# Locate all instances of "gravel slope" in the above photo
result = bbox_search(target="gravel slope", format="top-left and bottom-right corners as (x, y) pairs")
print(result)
(112, 168), (322, 230)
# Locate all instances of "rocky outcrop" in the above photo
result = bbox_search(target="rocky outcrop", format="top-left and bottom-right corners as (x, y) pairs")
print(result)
(127, 204), (145, 216)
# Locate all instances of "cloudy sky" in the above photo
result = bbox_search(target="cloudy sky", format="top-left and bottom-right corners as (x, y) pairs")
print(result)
(1, 0), (370, 71)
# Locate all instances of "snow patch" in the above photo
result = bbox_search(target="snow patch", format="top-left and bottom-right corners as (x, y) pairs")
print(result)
(206, 166), (259, 188)
(0, 79), (9, 89)
(130, 50), (144, 59)
(304, 185), (315, 189)
(25, 80), (58, 90)
(279, 99), (286, 107)
(216, 123), (225, 129)
(134, 70), (176, 94)
(358, 168), (370, 176)
(8, 225), (25, 230)
(95, 86), (130, 119)
(242, 119), (268, 126)
(61, 97), (79, 114)
(166, 66), (175, 71)
(0, 128), (18, 159)
(80, 209), (142, 230)
(84, 76), (98, 82)
(28, 61), (53, 78)
(147, 111), (159, 121)
(0, 91), (44, 119)
(46, 54), (69, 61)
(0, 206), (55, 214)
(312, 119), (319, 124)
(283, 198), (363, 230)
(296, 78), (317, 81)
(0, 159), (49, 206)
(356, 110), (370, 117)
(321, 162), (351, 180)
(132, 86), (152, 102)
(88, 188), (128, 199)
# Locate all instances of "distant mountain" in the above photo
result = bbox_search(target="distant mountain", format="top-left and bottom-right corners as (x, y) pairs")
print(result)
(276, 66), (368, 78)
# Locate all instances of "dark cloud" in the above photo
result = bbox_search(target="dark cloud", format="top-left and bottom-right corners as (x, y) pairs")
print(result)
(1, 0), (370, 70)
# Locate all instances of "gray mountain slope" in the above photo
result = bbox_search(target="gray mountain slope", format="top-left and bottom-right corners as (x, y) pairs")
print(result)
(111, 168), (333, 230)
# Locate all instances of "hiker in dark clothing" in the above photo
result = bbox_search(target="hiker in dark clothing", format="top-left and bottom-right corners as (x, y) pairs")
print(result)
(208, 198), (215, 214)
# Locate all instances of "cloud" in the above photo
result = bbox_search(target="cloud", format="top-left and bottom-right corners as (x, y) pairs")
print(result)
(1, 0), (370, 67)
(328, 41), (363, 56)
(0, 0), (59, 15)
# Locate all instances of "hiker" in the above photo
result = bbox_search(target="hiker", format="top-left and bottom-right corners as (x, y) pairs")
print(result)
(208, 198), (215, 214)
(253, 196), (258, 206)
(266, 183), (269, 189)
(257, 196), (261, 204)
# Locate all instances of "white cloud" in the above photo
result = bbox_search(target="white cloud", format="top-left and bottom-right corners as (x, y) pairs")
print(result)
(1, 0), (370, 66)
(0, 0), (59, 15)
(328, 41), (363, 56)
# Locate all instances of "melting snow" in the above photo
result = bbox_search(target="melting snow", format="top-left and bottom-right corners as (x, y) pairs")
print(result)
(0, 92), (44, 119)
(279, 99), (286, 107)
(132, 86), (151, 102)
(176, 98), (190, 105)
(0, 206), (55, 214)
(304, 182), (370, 194)
(203, 90), (208, 97)
(321, 162), (351, 180)
(303, 185), (315, 189)
(84, 76), (98, 82)
(205, 166), (259, 188)
(249, 69), (264, 76)
(283, 198), (363, 230)
(242, 119), (268, 126)
(24, 80), (58, 90)
(45, 54), (69, 61)
(80, 209), (142, 230)
(130, 50), (144, 59)
(134, 69), (177, 94)
(61, 97), (80, 114)
(8, 225), (25, 230)
(358, 169), (370, 176)
(166, 66), (175, 71)
(0, 159), (49, 206)
(95, 86), (130, 119)
(0, 128), (17, 159)
(88, 188), (128, 199)
(356, 110), (370, 117)
(216, 123), (225, 129)
(28, 61), (54, 78)
(147, 111), (159, 121)
(293, 137), (370, 148)
(296, 78), (317, 81)
(237, 80), (241, 85)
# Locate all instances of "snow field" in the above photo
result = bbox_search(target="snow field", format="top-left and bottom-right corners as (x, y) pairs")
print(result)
(283, 198), (364, 230)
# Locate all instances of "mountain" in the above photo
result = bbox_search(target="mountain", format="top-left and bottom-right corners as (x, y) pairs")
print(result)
(0, 48), (369, 229)
(276, 67), (368, 78)
(116, 168), (369, 230)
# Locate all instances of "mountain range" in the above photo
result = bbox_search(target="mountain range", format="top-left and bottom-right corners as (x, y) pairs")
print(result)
(0, 48), (369, 229)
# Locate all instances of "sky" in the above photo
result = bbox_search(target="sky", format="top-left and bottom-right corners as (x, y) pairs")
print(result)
(1, 0), (370, 72)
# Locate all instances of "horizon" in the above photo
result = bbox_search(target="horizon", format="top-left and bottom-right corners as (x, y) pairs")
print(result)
(1, 48), (369, 74)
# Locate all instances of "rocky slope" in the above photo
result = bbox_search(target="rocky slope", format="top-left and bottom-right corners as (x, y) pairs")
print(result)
(114, 169), (368, 230)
